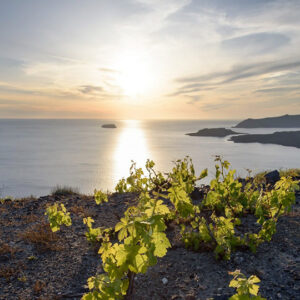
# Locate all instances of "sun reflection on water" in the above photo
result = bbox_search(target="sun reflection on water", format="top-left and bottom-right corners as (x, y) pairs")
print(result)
(113, 120), (150, 181)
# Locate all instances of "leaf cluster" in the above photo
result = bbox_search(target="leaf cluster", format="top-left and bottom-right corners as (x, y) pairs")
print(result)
(94, 190), (109, 205)
(83, 160), (171, 299)
(45, 203), (72, 232)
(179, 156), (298, 259)
(229, 270), (266, 300)
(83, 217), (112, 245)
(46, 156), (297, 299)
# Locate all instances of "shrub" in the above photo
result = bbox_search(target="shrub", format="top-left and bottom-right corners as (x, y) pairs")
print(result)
(51, 185), (79, 197)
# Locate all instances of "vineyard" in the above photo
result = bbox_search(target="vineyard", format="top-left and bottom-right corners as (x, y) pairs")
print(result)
(0, 157), (299, 299)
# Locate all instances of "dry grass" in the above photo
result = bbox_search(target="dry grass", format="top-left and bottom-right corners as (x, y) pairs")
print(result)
(279, 168), (300, 178)
(33, 280), (46, 294)
(0, 213), (40, 227)
(0, 262), (25, 282)
(0, 241), (18, 257)
(36, 296), (61, 300)
(21, 213), (40, 224)
(69, 204), (87, 217)
(20, 222), (63, 252)
(51, 185), (79, 197)
(0, 266), (20, 281)
(69, 204), (96, 217)
(8, 196), (37, 209)
(254, 168), (300, 181)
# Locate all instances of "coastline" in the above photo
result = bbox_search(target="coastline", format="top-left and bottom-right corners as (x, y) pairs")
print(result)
(230, 131), (300, 149)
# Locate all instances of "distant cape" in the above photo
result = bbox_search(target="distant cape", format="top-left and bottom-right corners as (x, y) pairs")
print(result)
(230, 131), (300, 149)
(234, 114), (300, 128)
(186, 128), (241, 137)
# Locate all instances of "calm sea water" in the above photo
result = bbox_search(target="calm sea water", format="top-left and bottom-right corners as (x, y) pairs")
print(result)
(0, 119), (299, 198)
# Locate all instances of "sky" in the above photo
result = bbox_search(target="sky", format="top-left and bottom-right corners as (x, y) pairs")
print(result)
(0, 0), (300, 119)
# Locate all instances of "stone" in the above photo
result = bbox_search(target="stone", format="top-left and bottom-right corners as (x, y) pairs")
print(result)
(264, 170), (280, 185)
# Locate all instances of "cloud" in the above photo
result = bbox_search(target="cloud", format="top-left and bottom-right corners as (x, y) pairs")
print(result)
(221, 32), (290, 54)
(176, 0), (296, 25)
(171, 59), (300, 109)
(79, 85), (104, 94)
(77, 84), (122, 102)
(98, 67), (118, 73)
(184, 95), (203, 105)
(0, 84), (39, 95)
(180, 0), (274, 17)
(255, 86), (300, 94)
(167, 83), (215, 97)
(0, 0), (299, 118)
(176, 59), (300, 86)
(200, 99), (238, 112)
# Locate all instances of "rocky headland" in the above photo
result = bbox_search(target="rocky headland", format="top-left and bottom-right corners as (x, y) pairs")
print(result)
(186, 115), (300, 149)
(230, 131), (300, 149)
(186, 128), (242, 137)
(234, 114), (300, 128)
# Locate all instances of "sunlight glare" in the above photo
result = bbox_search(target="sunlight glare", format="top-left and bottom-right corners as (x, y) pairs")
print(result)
(113, 120), (150, 181)
(114, 50), (154, 98)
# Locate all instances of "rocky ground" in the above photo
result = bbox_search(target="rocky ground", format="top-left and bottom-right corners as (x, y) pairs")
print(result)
(0, 185), (299, 300)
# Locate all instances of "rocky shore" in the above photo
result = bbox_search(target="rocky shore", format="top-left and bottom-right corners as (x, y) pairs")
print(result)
(186, 114), (300, 149)
(230, 131), (300, 149)
(0, 181), (299, 300)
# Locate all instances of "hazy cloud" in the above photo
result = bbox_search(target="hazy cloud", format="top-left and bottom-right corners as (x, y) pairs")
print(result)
(172, 59), (300, 108)
(176, 59), (300, 86)
(98, 67), (118, 73)
(185, 95), (203, 105)
(0, 84), (39, 95)
(255, 86), (300, 93)
(0, 0), (299, 118)
(79, 85), (104, 94)
(221, 32), (290, 54)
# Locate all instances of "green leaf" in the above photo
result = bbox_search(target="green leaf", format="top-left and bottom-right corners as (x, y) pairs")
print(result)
(151, 232), (171, 257)
(94, 189), (108, 205)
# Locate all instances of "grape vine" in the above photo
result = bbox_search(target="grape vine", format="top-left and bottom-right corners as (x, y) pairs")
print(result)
(45, 203), (72, 232)
(45, 156), (298, 299)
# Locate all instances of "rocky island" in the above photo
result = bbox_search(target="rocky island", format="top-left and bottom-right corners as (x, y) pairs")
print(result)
(101, 123), (117, 128)
(186, 128), (242, 137)
(234, 114), (300, 128)
(230, 131), (300, 149)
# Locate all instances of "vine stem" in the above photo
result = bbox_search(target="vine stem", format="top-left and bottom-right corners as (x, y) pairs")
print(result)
(125, 182), (160, 299)
(125, 271), (135, 300)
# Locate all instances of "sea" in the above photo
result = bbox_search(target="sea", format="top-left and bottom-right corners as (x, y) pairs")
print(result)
(0, 119), (299, 198)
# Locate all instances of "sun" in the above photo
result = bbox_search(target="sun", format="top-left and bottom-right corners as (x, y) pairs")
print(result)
(114, 50), (154, 98)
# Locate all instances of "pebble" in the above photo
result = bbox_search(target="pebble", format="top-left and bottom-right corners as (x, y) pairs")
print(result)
(162, 277), (168, 285)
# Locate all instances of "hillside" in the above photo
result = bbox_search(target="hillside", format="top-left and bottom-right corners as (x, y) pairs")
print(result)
(234, 114), (300, 128)
(230, 131), (300, 149)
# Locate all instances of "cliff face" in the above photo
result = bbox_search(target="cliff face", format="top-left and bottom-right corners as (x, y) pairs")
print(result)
(234, 114), (300, 128)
